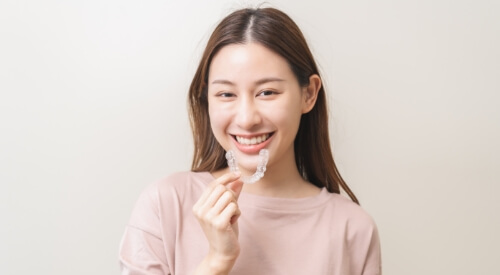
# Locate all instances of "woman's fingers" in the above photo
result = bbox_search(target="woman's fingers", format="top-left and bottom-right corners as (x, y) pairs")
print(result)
(193, 172), (242, 223)
(220, 202), (240, 225)
(193, 172), (240, 213)
(202, 184), (228, 210)
(216, 171), (241, 185)
(210, 190), (237, 216)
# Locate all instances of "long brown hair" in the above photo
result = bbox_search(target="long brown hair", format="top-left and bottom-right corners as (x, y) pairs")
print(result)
(188, 8), (359, 204)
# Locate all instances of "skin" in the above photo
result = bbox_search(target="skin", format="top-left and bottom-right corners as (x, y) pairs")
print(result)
(192, 42), (322, 274)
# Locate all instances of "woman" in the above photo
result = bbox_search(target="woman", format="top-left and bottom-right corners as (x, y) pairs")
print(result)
(120, 7), (381, 275)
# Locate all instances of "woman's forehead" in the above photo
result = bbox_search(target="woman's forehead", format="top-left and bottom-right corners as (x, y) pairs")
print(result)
(208, 43), (295, 84)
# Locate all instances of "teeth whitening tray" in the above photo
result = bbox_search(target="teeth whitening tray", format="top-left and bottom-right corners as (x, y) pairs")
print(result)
(225, 149), (269, 184)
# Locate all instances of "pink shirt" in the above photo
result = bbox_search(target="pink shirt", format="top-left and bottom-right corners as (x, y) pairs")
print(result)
(119, 171), (382, 274)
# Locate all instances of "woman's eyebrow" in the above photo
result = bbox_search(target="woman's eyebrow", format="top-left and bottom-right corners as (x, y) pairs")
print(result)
(211, 79), (235, 85)
(211, 77), (285, 85)
(254, 77), (285, 85)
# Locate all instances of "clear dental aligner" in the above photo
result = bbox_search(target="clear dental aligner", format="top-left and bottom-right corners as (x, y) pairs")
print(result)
(225, 149), (269, 184)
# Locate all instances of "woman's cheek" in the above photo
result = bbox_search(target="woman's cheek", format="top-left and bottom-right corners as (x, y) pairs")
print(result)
(209, 109), (231, 138)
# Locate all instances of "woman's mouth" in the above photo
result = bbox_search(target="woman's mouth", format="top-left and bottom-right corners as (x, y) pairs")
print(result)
(233, 133), (273, 145)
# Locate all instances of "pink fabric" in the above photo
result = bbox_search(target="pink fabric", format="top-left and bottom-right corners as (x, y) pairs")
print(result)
(119, 171), (382, 274)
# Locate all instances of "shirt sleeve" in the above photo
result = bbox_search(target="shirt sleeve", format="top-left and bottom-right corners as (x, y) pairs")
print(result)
(119, 183), (170, 275)
(361, 223), (382, 275)
(349, 214), (382, 275)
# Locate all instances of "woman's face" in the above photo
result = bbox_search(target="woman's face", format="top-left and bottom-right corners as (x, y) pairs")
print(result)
(207, 42), (315, 174)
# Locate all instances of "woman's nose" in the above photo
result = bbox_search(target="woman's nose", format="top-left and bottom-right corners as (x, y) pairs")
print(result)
(235, 98), (262, 130)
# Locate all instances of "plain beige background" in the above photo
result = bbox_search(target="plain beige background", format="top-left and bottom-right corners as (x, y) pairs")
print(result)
(1, 0), (499, 274)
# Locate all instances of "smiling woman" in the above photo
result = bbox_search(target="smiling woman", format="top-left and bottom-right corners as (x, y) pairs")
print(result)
(119, 7), (381, 275)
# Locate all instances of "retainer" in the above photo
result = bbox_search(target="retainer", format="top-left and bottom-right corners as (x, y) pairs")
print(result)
(225, 149), (269, 184)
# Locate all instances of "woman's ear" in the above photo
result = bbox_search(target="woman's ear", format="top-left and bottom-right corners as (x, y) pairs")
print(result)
(301, 74), (321, 114)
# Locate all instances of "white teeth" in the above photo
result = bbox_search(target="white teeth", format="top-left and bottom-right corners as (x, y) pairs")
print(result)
(236, 134), (269, 145)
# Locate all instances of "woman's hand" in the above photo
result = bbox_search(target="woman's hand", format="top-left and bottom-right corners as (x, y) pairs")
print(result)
(192, 172), (244, 274)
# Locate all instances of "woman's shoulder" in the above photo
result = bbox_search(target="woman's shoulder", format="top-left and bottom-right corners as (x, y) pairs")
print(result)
(149, 170), (212, 198)
(323, 193), (381, 272)
(125, 171), (210, 239)
(129, 171), (211, 219)
(156, 170), (212, 186)
(324, 192), (378, 232)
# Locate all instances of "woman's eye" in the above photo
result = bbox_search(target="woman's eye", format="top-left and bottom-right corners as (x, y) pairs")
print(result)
(258, 90), (277, 97)
(217, 92), (235, 98)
